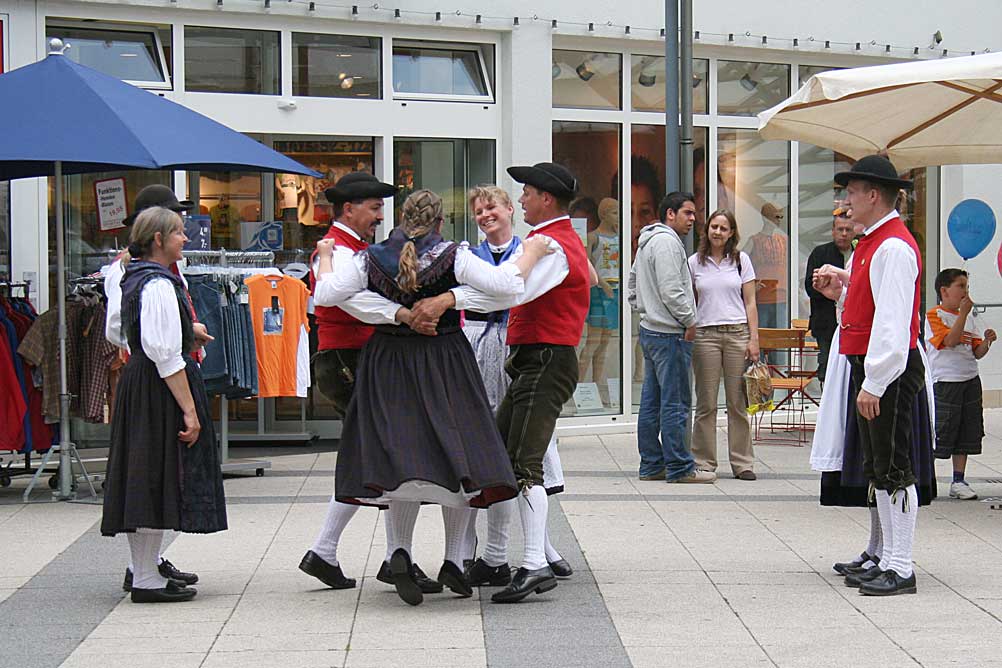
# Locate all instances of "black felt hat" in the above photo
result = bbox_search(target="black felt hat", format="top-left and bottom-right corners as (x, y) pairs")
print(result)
(507, 162), (579, 199)
(834, 154), (913, 190)
(324, 172), (397, 205)
(123, 184), (194, 226)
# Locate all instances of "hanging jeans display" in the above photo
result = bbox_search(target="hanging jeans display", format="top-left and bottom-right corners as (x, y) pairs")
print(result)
(186, 274), (258, 398)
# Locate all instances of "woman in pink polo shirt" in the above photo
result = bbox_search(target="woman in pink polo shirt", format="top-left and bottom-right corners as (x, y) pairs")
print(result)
(688, 209), (760, 480)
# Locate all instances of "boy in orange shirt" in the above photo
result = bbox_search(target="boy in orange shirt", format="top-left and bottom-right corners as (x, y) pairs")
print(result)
(924, 269), (997, 500)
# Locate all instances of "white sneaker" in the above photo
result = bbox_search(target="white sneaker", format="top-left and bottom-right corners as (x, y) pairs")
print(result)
(949, 481), (978, 500)
(669, 470), (717, 484)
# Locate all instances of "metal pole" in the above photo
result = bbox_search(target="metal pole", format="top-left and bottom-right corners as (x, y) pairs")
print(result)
(664, 0), (680, 193)
(55, 159), (73, 499)
(679, 0), (695, 255)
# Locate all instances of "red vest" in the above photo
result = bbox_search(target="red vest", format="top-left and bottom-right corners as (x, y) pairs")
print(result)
(839, 216), (921, 355)
(507, 218), (590, 347)
(311, 225), (374, 351)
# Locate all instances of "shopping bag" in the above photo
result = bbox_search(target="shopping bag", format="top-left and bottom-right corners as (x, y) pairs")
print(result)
(744, 360), (774, 415)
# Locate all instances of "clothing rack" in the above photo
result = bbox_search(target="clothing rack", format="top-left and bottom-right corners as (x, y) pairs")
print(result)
(182, 249), (315, 475)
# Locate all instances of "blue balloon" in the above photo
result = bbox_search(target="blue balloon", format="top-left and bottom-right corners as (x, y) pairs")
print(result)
(947, 199), (996, 260)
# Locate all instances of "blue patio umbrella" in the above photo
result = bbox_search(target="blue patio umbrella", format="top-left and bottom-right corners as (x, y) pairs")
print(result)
(0, 39), (320, 500)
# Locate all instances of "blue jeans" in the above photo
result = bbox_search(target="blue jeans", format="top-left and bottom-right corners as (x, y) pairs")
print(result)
(637, 327), (695, 480)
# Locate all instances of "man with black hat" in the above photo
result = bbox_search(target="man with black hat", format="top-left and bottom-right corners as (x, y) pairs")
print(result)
(103, 183), (204, 593)
(299, 172), (444, 596)
(410, 162), (590, 603)
(813, 154), (925, 596)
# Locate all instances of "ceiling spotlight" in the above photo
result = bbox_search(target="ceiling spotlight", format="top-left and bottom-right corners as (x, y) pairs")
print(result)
(340, 77), (354, 90)
(739, 73), (758, 91)
(693, 74), (702, 89)
(551, 63), (561, 79)
(638, 72), (656, 87)
(576, 61), (595, 81)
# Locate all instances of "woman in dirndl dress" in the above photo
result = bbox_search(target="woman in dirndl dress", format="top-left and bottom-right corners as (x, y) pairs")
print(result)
(459, 185), (573, 587)
(315, 189), (553, 606)
(811, 279), (936, 580)
(101, 207), (227, 604)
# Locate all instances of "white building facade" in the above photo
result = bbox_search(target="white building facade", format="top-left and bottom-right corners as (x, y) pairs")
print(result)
(2, 0), (1002, 437)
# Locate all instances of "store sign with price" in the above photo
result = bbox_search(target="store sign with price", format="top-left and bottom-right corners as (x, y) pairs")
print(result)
(95, 178), (129, 231)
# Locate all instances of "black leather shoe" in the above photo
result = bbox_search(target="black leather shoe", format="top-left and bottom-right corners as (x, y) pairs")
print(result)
(845, 565), (884, 588)
(377, 561), (444, 593)
(859, 570), (917, 596)
(299, 550), (356, 589)
(437, 561), (473, 597)
(158, 559), (198, 585)
(467, 558), (512, 587)
(833, 552), (874, 576)
(491, 566), (557, 603)
(131, 580), (197, 603)
(122, 569), (189, 593)
(548, 559), (573, 578)
(389, 548), (423, 606)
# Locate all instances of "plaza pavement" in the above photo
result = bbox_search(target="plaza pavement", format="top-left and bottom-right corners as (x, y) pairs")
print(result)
(2, 411), (1002, 668)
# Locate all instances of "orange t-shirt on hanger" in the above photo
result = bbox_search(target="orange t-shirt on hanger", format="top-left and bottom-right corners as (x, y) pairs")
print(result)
(244, 274), (311, 398)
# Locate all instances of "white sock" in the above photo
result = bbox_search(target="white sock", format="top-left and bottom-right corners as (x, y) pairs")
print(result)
(127, 529), (167, 590)
(888, 484), (918, 579)
(442, 506), (471, 568)
(543, 526), (562, 564)
(462, 508), (480, 562)
(518, 486), (549, 571)
(387, 501), (420, 557)
(875, 489), (894, 572)
(865, 506), (883, 567)
(483, 498), (515, 567)
(383, 510), (395, 563)
(310, 499), (359, 565)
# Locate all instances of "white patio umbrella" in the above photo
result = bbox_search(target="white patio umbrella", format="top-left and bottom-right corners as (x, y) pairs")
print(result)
(757, 52), (1002, 170)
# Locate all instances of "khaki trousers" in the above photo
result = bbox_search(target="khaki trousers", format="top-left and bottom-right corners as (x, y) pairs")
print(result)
(691, 324), (754, 475)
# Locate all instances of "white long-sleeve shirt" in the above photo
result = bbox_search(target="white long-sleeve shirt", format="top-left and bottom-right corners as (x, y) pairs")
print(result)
(842, 209), (920, 398)
(138, 278), (187, 378)
(315, 241), (527, 312)
(450, 217), (568, 313)
(103, 258), (189, 352)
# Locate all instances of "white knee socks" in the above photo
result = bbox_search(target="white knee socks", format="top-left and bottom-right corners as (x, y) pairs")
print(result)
(865, 506), (883, 566)
(442, 506), (471, 568)
(518, 485), (549, 571)
(887, 484), (918, 579)
(543, 526), (562, 564)
(461, 508), (480, 562)
(875, 489), (894, 572)
(483, 498), (515, 567)
(387, 501), (420, 557)
(383, 510), (395, 563)
(128, 529), (167, 590)
(311, 498), (359, 565)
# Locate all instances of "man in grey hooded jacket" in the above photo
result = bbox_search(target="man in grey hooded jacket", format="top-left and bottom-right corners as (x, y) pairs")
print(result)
(628, 192), (716, 484)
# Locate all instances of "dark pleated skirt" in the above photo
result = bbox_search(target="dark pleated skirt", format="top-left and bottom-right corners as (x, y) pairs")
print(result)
(820, 381), (937, 507)
(334, 329), (518, 509)
(102, 355), (228, 536)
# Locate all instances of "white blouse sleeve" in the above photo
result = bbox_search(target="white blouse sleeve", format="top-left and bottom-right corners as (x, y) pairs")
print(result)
(140, 279), (186, 378)
(453, 245), (525, 297)
(313, 250), (368, 307)
(452, 238), (568, 313)
(103, 260), (128, 350)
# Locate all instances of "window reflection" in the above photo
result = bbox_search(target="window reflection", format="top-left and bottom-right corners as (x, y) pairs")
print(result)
(631, 56), (708, 114)
(552, 50), (622, 110)
(392, 42), (492, 99)
(293, 33), (381, 99)
(717, 61), (790, 116)
(185, 26), (280, 95)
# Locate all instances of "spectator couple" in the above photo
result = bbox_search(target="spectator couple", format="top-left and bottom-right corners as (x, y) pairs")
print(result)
(629, 194), (759, 483)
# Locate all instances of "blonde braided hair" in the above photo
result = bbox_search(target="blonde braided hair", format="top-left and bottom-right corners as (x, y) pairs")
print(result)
(396, 189), (444, 293)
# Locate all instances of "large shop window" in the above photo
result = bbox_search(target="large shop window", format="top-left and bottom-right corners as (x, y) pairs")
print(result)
(717, 129), (791, 328)
(552, 121), (622, 416)
(292, 33), (381, 99)
(717, 61), (790, 116)
(631, 56), (708, 114)
(392, 40), (494, 101)
(628, 125), (709, 410)
(46, 170), (173, 303)
(393, 138), (495, 242)
(185, 26), (280, 95)
(46, 21), (171, 88)
(552, 50), (622, 110)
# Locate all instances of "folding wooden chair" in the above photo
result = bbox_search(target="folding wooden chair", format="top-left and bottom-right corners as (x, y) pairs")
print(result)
(753, 328), (817, 446)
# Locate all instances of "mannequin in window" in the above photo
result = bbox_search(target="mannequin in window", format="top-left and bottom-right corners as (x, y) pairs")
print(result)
(209, 194), (242, 247)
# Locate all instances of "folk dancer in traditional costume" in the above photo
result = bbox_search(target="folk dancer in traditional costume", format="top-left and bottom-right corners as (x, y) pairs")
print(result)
(459, 185), (572, 587)
(409, 163), (591, 603)
(813, 155), (926, 596)
(315, 189), (553, 606)
(300, 172), (444, 596)
(811, 205), (937, 584)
